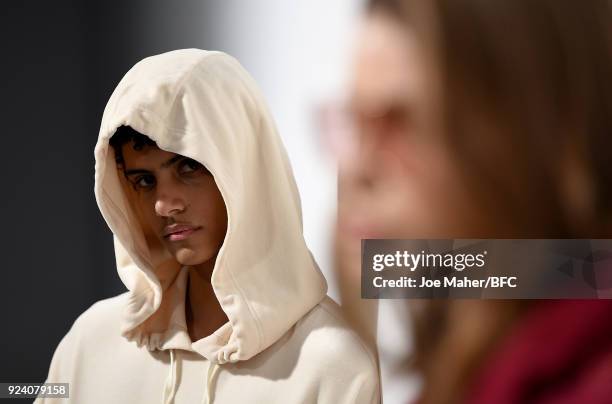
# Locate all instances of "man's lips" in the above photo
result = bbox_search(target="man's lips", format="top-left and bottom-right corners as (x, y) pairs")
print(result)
(163, 224), (202, 241)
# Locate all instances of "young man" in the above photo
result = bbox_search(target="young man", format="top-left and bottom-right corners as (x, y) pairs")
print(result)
(37, 49), (378, 404)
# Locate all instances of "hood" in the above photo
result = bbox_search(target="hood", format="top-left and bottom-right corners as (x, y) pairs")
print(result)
(93, 49), (327, 364)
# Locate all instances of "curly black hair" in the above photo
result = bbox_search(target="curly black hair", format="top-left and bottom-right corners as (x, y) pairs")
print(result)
(109, 125), (157, 166)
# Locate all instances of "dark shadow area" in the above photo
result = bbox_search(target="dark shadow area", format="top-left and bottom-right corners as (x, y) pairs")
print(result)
(0, 0), (216, 390)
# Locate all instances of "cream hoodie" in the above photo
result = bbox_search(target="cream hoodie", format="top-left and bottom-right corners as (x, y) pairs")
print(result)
(36, 49), (379, 404)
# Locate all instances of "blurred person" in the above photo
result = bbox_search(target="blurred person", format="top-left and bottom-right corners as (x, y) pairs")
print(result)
(37, 49), (379, 404)
(332, 0), (612, 403)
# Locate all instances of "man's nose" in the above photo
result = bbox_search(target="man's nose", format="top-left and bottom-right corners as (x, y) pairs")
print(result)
(154, 189), (186, 217)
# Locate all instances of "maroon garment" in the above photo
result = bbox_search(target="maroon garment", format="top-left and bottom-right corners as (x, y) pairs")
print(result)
(466, 300), (612, 404)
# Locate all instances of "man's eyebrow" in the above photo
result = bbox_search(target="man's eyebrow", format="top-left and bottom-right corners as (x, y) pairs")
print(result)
(161, 155), (184, 169)
(124, 155), (184, 176)
(124, 168), (150, 177)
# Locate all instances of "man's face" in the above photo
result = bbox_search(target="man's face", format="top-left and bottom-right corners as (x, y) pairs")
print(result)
(120, 143), (228, 268)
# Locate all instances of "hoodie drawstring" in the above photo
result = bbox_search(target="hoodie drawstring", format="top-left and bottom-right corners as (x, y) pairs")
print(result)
(202, 361), (219, 404)
(162, 349), (179, 404)
(162, 348), (219, 404)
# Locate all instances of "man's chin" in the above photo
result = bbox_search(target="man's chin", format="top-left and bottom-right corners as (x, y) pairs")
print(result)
(171, 247), (196, 265)
(172, 246), (212, 267)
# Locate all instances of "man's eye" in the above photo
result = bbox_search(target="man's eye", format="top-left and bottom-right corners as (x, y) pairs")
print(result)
(133, 175), (155, 189)
(178, 158), (204, 174)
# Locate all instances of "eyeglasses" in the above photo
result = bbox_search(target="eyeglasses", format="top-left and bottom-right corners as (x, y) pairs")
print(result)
(317, 98), (418, 168)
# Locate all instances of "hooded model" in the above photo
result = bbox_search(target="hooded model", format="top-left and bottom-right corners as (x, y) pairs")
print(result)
(36, 49), (379, 404)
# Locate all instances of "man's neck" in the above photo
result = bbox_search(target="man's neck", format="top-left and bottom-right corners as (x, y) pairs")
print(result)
(185, 261), (229, 342)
